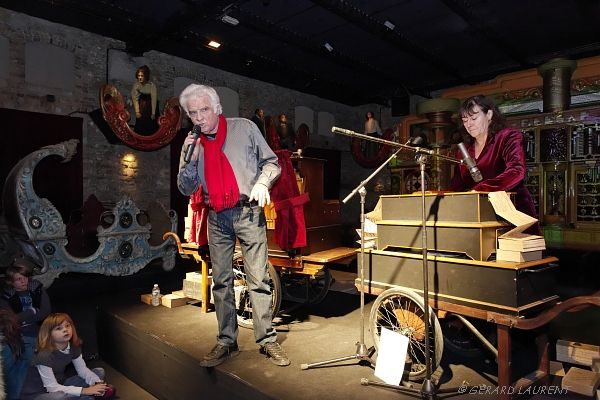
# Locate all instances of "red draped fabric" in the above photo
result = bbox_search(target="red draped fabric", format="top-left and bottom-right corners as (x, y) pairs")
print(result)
(188, 186), (208, 246)
(270, 150), (309, 250)
(265, 117), (281, 150)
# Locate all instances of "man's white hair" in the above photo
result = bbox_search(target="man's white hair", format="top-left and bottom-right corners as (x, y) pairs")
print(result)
(179, 84), (223, 115)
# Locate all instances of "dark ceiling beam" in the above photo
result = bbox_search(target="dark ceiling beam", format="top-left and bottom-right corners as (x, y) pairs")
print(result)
(0, 0), (154, 42)
(154, 2), (376, 104)
(155, 0), (243, 44)
(310, 0), (468, 85)
(440, 0), (532, 68)
(0, 0), (384, 104)
(147, 1), (380, 103)
(233, 8), (422, 98)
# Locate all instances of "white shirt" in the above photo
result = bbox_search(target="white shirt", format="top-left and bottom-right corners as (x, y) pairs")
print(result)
(37, 343), (101, 396)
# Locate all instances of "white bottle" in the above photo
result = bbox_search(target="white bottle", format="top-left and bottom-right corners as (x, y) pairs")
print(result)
(151, 284), (161, 306)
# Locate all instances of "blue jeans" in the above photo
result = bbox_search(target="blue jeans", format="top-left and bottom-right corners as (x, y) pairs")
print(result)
(31, 367), (105, 399)
(2, 340), (29, 400)
(208, 204), (277, 347)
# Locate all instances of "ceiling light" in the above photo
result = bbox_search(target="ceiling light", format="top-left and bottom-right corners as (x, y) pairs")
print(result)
(324, 42), (333, 52)
(221, 14), (239, 26)
(208, 40), (221, 49)
(384, 20), (395, 30)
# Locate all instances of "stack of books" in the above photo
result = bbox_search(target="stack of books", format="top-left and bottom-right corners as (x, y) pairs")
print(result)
(487, 191), (545, 263)
(496, 233), (545, 262)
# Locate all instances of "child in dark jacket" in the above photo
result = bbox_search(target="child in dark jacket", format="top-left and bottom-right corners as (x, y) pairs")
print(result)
(0, 257), (52, 397)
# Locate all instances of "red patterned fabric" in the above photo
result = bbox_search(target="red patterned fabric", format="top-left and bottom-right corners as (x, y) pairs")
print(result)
(270, 150), (309, 249)
(199, 115), (240, 212)
(188, 186), (208, 246)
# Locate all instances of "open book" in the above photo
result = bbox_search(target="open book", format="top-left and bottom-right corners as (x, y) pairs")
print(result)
(355, 218), (377, 249)
(488, 191), (538, 236)
(488, 191), (545, 258)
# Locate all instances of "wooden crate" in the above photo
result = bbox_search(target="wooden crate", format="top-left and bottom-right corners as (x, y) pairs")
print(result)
(161, 293), (190, 308)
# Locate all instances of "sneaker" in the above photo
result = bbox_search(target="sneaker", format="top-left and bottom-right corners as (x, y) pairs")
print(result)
(99, 384), (116, 399)
(261, 342), (291, 366)
(199, 343), (239, 367)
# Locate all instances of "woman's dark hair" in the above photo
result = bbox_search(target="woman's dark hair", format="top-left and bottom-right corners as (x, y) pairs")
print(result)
(365, 111), (374, 120)
(459, 95), (506, 139)
(135, 65), (151, 81)
(0, 309), (24, 359)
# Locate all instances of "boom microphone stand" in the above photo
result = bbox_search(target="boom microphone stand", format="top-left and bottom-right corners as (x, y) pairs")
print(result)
(301, 144), (406, 371)
(324, 127), (466, 399)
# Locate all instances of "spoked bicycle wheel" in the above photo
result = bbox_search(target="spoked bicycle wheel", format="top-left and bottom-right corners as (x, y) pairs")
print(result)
(233, 253), (282, 329)
(280, 266), (332, 305)
(369, 287), (443, 381)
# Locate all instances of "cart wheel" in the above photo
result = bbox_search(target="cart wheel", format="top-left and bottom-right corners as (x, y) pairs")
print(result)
(233, 253), (282, 329)
(369, 287), (443, 381)
(441, 315), (497, 359)
(281, 266), (332, 305)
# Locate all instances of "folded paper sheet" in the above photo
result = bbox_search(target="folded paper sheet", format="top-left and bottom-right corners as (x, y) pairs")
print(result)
(488, 191), (539, 238)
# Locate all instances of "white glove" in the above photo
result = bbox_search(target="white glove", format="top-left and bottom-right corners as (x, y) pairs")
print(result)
(249, 183), (270, 207)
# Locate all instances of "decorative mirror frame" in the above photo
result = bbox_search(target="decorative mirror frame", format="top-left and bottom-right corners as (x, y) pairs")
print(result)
(100, 84), (182, 151)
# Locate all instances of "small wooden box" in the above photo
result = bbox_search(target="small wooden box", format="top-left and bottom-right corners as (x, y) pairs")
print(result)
(140, 293), (162, 305)
(183, 279), (212, 301)
(161, 293), (189, 308)
(186, 272), (203, 282)
(561, 367), (600, 397)
(557, 340), (600, 367)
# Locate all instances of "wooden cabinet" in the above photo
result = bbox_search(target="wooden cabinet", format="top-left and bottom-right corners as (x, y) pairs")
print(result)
(570, 162), (600, 227)
(507, 105), (600, 250)
(541, 162), (569, 225)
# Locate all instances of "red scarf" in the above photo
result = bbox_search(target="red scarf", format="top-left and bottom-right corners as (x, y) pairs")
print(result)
(199, 115), (240, 212)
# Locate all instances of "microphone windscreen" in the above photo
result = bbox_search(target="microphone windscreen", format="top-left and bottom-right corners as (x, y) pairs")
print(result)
(409, 133), (427, 147)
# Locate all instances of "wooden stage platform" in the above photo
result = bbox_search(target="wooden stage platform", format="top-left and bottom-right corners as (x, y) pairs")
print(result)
(95, 288), (528, 400)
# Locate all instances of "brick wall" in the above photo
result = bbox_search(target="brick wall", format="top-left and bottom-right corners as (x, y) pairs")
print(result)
(0, 7), (394, 227)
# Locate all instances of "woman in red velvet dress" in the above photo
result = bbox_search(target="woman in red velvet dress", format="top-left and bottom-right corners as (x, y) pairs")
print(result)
(450, 95), (539, 233)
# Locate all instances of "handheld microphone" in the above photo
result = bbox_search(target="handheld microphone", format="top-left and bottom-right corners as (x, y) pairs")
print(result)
(457, 142), (483, 182)
(184, 125), (202, 163)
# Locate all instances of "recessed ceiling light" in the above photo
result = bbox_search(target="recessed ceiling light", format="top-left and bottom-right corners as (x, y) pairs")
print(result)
(208, 40), (221, 49)
(324, 42), (333, 52)
(384, 20), (395, 30)
(221, 15), (239, 26)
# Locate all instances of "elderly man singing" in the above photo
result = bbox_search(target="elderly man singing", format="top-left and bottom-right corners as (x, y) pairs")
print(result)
(177, 84), (289, 367)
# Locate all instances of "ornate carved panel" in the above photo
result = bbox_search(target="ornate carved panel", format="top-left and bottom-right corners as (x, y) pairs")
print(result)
(100, 84), (182, 151)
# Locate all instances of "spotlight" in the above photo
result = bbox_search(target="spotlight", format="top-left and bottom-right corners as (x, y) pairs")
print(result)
(323, 42), (333, 52)
(383, 20), (395, 30)
(221, 14), (239, 26)
(208, 40), (221, 49)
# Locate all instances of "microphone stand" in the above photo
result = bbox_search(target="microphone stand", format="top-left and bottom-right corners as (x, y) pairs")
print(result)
(326, 128), (472, 399)
(301, 146), (405, 370)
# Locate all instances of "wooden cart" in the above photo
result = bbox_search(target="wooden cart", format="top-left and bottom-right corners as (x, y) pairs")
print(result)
(358, 192), (600, 399)
(170, 154), (357, 324)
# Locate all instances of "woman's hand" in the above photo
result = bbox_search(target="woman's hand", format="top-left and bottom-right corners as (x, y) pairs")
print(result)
(81, 382), (109, 396)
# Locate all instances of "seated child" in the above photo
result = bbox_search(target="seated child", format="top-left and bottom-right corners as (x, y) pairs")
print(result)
(1, 257), (52, 395)
(20, 313), (115, 400)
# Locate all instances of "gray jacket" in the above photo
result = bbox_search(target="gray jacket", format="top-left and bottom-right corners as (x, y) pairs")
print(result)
(178, 117), (281, 201)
